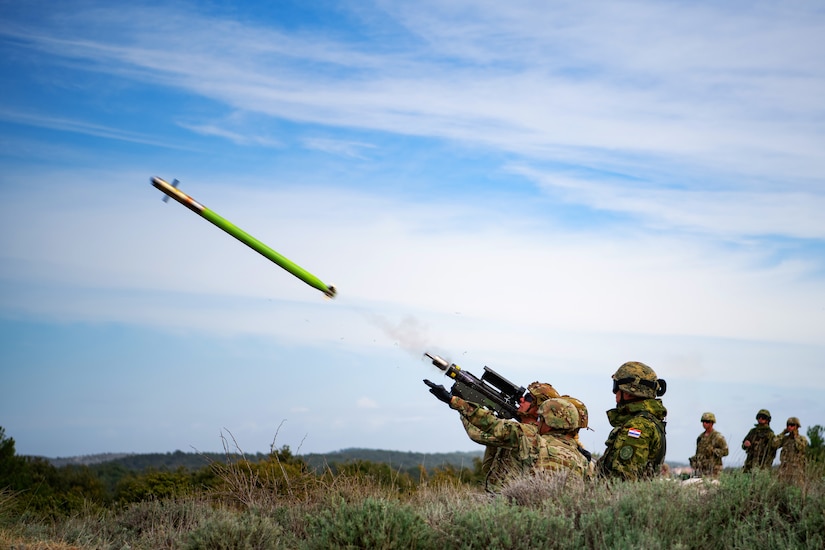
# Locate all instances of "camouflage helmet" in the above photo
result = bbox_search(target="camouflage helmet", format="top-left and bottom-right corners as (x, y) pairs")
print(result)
(611, 361), (666, 399)
(786, 417), (801, 427)
(561, 395), (589, 429)
(701, 412), (716, 423)
(756, 409), (771, 421)
(538, 398), (579, 431)
(527, 381), (560, 405)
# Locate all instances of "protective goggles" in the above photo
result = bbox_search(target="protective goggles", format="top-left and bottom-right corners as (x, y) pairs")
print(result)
(612, 377), (657, 394)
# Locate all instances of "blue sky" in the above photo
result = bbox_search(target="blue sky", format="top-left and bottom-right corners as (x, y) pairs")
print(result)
(1, 0), (823, 467)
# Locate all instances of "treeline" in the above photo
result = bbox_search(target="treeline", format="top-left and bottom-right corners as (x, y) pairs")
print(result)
(48, 447), (484, 477)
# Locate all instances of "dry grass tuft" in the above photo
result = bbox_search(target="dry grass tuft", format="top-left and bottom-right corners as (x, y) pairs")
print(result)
(500, 470), (588, 507)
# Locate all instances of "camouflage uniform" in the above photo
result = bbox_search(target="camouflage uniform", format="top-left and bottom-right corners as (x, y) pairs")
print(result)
(690, 429), (728, 478)
(560, 394), (596, 478)
(463, 382), (559, 489)
(774, 417), (808, 485)
(597, 398), (668, 480)
(689, 412), (728, 478)
(537, 397), (594, 480)
(742, 411), (776, 472)
(451, 396), (590, 492)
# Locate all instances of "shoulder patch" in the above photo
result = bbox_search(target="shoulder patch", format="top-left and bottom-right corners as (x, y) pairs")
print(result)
(619, 445), (634, 461)
(628, 428), (642, 438)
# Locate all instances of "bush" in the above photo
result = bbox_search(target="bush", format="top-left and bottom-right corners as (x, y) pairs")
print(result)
(185, 508), (286, 550)
(439, 499), (573, 550)
(115, 468), (200, 504)
(305, 497), (435, 549)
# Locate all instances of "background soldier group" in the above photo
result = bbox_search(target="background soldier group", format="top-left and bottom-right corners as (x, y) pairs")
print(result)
(689, 408), (809, 482)
(740, 409), (809, 483)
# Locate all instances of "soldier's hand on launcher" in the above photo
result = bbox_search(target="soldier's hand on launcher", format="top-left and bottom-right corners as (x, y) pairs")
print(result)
(423, 379), (453, 405)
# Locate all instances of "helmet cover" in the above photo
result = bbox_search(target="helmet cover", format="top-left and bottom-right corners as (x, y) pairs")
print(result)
(538, 398), (579, 431)
(612, 361), (663, 399)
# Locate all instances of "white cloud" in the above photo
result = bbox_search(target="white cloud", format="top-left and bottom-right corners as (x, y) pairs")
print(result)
(516, 166), (825, 240)
(2, 171), (823, 352)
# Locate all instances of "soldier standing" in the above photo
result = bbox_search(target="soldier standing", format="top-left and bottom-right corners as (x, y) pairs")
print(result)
(596, 361), (668, 481)
(689, 412), (728, 478)
(742, 409), (776, 472)
(774, 416), (808, 485)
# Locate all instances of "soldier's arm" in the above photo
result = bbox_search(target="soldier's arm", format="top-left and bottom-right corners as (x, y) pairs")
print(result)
(715, 433), (729, 457)
(742, 430), (753, 450)
(460, 417), (489, 445)
(451, 397), (521, 449)
(771, 432), (785, 450)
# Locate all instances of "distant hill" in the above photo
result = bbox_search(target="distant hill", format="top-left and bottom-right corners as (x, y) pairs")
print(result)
(300, 448), (483, 473)
(41, 448), (484, 473)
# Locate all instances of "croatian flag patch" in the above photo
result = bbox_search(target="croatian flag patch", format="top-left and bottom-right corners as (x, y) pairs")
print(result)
(628, 428), (642, 438)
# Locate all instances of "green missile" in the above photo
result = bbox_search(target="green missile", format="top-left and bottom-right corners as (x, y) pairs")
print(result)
(151, 176), (336, 299)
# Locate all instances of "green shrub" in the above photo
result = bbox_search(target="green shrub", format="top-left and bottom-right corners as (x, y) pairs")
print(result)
(185, 508), (286, 550)
(305, 497), (435, 549)
(439, 499), (574, 550)
(115, 468), (199, 503)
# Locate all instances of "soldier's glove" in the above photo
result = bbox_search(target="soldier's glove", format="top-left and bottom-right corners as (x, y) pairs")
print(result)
(423, 379), (452, 405)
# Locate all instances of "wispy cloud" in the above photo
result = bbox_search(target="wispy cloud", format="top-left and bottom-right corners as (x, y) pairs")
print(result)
(0, 109), (193, 150)
(5, 2), (823, 176)
(177, 121), (282, 148)
(302, 137), (376, 159)
(513, 166), (825, 240)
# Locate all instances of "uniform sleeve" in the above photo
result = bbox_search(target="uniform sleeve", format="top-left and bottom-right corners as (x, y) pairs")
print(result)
(460, 417), (491, 445)
(451, 397), (522, 449)
(742, 429), (754, 450)
(772, 431), (785, 451)
(714, 433), (729, 458)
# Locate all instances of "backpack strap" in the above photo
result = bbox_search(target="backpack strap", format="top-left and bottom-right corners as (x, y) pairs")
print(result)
(637, 411), (667, 471)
